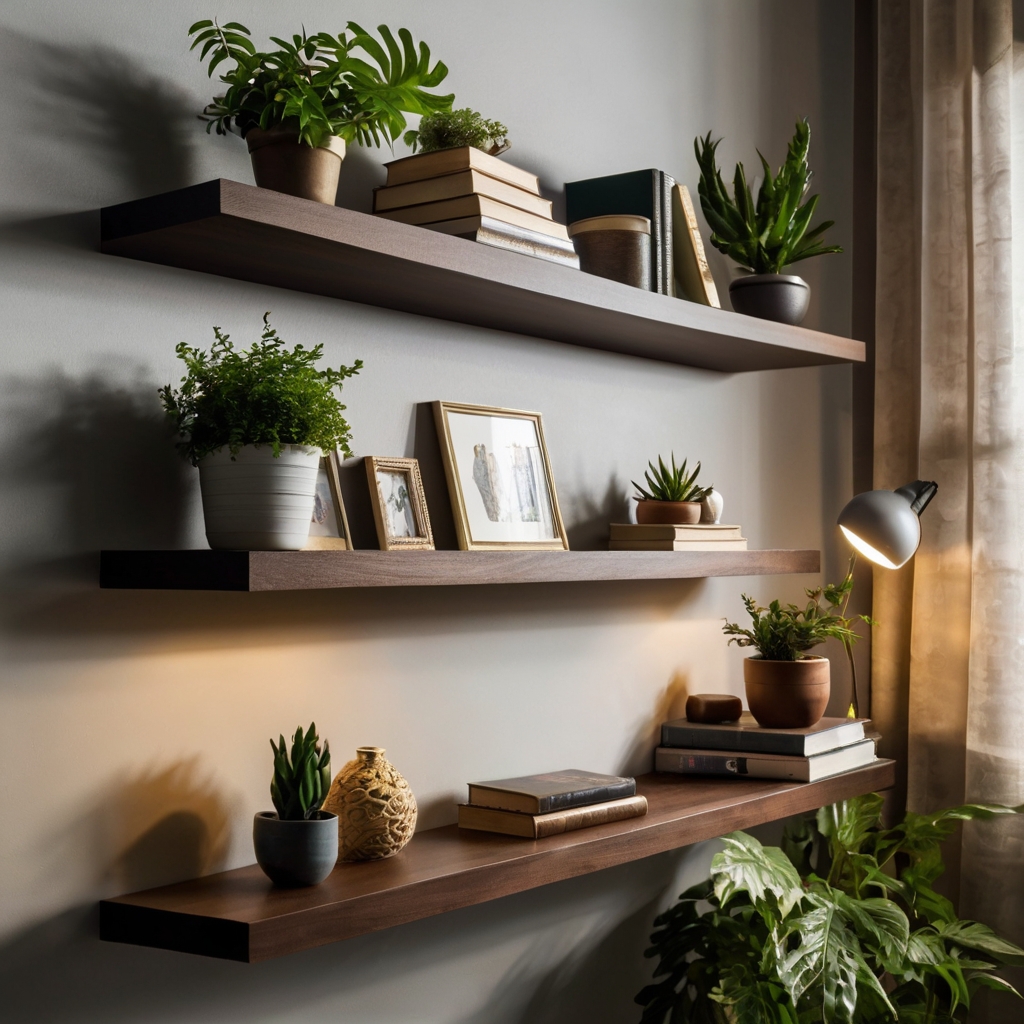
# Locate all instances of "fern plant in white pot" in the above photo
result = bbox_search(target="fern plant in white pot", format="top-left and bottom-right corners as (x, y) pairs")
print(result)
(160, 314), (361, 550)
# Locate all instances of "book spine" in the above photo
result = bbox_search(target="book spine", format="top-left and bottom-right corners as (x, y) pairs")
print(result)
(655, 748), (809, 782)
(535, 796), (648, 838)
(659, 724), (807, 756)
(661, 172), (675, 296)
(650, 172), (663, 293)
(535, 779), (637, 813)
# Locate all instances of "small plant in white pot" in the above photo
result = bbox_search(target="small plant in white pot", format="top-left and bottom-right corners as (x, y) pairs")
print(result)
(160, 313), (362, 550)
(632, 454), (711, 525)
(695, 118), (842, 325)
(253, 723), (337, 887)
(723, 562), (874, 727)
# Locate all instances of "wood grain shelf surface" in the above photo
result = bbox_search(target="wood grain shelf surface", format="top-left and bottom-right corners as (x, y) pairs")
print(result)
(99, 179), (866, 373)
(99, 548), (821, 591)
(100, 761), (896, 962)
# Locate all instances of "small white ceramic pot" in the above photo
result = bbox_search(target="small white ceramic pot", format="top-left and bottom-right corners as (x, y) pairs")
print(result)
(700, 489), (724, 524)
(198, 444), (321, 550)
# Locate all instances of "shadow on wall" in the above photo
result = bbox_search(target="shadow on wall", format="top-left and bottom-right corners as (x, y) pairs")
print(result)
(0, 848), (692, 1024)
(0, 27), (199, 204)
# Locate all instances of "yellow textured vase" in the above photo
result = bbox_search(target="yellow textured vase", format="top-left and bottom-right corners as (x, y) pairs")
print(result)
(322, 746), (417, 861)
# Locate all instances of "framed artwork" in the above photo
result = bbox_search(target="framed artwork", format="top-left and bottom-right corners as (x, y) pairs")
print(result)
(365, 456), (435, 550)
(432, 401), (568, 551)
(304, 450), (352, 550)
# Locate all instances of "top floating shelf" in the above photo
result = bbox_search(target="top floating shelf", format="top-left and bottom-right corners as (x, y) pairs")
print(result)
(100, 180), (865, 373)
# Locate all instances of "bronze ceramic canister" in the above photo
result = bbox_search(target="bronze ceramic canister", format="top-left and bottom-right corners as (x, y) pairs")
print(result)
(568, 215), (651, 289)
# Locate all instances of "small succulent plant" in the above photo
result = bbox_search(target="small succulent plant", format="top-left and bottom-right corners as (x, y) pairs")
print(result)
(632, 455), (711, 503)
(270, 723), (332, 820)
(404, 107), (510, 155)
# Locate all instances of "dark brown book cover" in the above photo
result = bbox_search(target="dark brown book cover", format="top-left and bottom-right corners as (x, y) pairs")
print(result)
(467, 769), (636, 814)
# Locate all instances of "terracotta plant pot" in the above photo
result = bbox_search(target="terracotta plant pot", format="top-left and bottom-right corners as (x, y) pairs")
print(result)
(728, 273), (810, 325)
(636, 499), (702, 525)
(246, 125), (346, 204)
(252, 810), (338, 887)
(744, 656), (830, 729)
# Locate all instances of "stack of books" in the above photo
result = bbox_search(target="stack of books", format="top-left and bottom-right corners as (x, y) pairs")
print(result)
(458, 769), (648, 838)
(609, 523), (747, 551)
(375, 147), (579, 268)
(655, 713), (877, 783)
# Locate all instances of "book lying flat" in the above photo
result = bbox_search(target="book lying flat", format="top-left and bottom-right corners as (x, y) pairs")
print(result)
(609, 523), (743, 540)
(609, 538), (748, 551)
(655, 739), (877, 783)
(458, 795), (649, 838)
(377, 194), (569, 241)
(384, 146), (540, 194)
(425, 215), (580, 268)
(374, 169), (552, 219)
(661, 712), (868, 757)
(467, 769), (636, 814)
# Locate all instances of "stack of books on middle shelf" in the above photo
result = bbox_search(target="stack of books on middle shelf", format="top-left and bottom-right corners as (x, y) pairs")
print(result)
(458, 769), (648, 838)
(655, 713), (877, 783)
(609, 523), (747, 551)
(375, 147), (579, 268)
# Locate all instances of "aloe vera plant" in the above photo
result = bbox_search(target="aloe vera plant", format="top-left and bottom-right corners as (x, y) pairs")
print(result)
(270, 723), (332, 820)
(695, 118), (843, 275)
(636, 795), (1024, 1023)
(632, 454), (711, 503)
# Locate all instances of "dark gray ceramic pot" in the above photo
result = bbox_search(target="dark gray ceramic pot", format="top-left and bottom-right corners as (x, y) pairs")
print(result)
(253, 810), (338, 887)
(729, 273), (810, 325)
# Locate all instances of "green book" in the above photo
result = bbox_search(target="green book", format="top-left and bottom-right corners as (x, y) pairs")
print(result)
(565, 169), (666, 293)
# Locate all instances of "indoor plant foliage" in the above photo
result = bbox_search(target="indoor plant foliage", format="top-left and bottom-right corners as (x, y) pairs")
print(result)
(403, 107), (510, 155)
(159, 313), (362, 466)
(188, 19), (453, 149)
(695, 119), (842, 325)
(633, 454), (711, 525)
(254, 723), (339, 887)
(636, 794), (1024, 1023)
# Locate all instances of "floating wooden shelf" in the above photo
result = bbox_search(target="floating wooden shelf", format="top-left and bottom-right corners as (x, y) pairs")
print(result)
(100, 761), (895, 962)
(99, 548), (820, 591)
(99, 180), (865, 373)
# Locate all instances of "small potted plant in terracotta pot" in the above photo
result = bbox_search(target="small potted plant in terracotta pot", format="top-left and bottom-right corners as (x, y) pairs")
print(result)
(694, 119), (843, 325)
(253, 723), (337, 887)
(160, 313), (362, 550)
(632, 454), (711, 525)
(722, 561), (873, 727)
(188, 19), (453, 204)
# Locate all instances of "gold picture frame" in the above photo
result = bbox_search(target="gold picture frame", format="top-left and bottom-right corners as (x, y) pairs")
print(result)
(304, 449), (353, 550)
(433, 401), (569, 551)
(365, 456), (435, 550)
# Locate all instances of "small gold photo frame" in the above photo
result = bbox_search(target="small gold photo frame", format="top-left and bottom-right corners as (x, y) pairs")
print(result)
(433, 401), (569, 551)
(304, 450), (352, 550)
(365, 456), (435, 550)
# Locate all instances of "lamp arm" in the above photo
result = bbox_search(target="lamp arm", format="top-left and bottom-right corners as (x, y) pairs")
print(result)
(895, 479), (939, 516)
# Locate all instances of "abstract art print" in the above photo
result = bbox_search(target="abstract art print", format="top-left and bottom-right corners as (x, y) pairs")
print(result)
(433, 402), (568, 550)
(304, 450), (352, 550)
(365, 456), (435, 550)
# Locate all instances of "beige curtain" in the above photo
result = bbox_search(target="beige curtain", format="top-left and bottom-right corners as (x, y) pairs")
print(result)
(873, 1), (1024, 1016)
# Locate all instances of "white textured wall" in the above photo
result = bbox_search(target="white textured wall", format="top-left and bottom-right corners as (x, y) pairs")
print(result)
(0, 2), (853, 1021)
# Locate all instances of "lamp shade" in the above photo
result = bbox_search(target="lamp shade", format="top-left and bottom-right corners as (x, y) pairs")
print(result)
(837, 489), (923, 569)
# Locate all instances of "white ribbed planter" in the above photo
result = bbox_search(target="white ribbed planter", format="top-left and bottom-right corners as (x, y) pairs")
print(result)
(198, 444), (321, 551)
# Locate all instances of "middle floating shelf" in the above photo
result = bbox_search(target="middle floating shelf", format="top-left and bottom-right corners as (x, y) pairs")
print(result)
(98, 179), (865, 373)
(99, 548), (821, 591)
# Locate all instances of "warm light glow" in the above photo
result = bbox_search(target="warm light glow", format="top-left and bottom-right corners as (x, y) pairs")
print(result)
(840, 525), (901, 569)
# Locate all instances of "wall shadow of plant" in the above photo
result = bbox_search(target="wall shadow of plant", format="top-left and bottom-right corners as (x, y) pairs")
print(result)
(564, 475), (629, 551)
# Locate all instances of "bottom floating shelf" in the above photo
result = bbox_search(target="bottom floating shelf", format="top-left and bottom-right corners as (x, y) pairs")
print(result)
(100, 760), (895, 962)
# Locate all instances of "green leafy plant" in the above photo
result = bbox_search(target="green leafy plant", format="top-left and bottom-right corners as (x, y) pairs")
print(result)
(188, 19), (453, 148)
(403, 107), (510, 155)
(633, 455), (711, 503)
(723, 558), (874, 715)
(695, 118), (843, 274)
(270, 723), (332, 821)
(637, 794), (1024, 1023)
(159, 313), (362, 465)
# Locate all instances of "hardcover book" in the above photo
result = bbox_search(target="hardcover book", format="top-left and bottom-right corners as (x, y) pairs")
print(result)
(655, 739), (877, 783)
(608, 538), (747, 551)
(425, 215), (580, 268)
(660, 713), (868, 757)
(377, 194), (569, 240)
(458, 794), (648, 838)
(467, 769), (636, 814)
(384, 146), (541, 194)
(609, 523), (743, 540)
(373, 169), (553, 219)
(672, 183), (720, 306)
